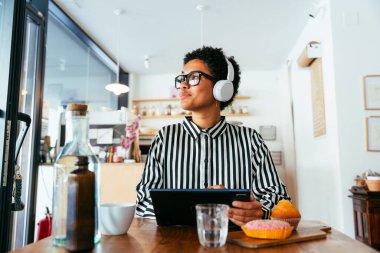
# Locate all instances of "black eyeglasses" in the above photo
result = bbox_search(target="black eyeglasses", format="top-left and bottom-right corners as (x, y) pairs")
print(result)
(174, 71), (216, 89)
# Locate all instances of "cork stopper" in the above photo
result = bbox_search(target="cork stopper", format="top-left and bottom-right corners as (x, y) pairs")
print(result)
(67, 104), (88, 112)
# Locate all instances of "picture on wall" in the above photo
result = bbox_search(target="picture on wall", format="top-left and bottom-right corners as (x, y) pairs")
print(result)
(366, 116), (380, 152)
(363, 75), (380, 110)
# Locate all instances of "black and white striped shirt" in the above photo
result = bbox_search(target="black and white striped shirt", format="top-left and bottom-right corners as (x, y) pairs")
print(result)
(136, 116), (290, 218)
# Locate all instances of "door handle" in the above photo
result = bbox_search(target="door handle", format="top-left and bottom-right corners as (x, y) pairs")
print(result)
(12, 112), (31, 211)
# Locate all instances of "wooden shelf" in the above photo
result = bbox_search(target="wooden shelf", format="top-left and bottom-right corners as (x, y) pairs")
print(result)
(223, 113), (250, 117)
(140, 114), (189, 119)
(139, 113), (250, 119)
(133, 98), (179, 103)
(133, 96), (250, 103)
(133, 96), (251, 120)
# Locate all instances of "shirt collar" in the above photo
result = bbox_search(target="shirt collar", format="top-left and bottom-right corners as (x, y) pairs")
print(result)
(183, 116), (227, 139)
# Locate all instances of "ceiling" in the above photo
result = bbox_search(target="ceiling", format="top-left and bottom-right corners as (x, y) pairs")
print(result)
(53, 0), (318, 75)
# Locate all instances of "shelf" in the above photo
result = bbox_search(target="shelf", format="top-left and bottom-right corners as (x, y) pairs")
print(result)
(140, 114), (189, 119)
(132, 96), (250, 103)
(133, 96), (251, 120)
(133, 98), (179, 103)
(139, 113), (250, 119)
(223, 113), (250, 117)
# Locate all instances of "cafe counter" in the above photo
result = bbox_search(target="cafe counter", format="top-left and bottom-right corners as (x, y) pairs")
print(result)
(100, 162), (144, 203)
(38, 162), (144, 204)
(36, 162), (144, 231)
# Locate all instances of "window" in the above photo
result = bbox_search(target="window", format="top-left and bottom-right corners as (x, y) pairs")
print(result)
(42, 2), (121, 148)
(44, 12), (118, 111)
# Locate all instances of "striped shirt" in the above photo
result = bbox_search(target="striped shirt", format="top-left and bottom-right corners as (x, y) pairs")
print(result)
(136, 116), (290, 218)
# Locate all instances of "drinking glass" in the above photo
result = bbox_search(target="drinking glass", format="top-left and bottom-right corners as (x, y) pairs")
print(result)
(195, 204), (229, 247)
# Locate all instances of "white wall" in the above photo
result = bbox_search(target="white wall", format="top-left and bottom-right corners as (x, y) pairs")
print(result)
(330, 0), (380, 236)
(278, 0), (343, 233)
(279, 0), (380, 238)
(132, 71), (284, 131)
(132, 70), (290, 185)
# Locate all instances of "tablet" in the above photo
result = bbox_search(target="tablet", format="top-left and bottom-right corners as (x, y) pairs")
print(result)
(149, 189), (250, 226)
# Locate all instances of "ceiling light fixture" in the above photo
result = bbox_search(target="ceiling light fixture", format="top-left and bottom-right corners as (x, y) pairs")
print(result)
(105, 9), (130, 96)
(196, 4), (207, 46)
(144, 55), (150, 69)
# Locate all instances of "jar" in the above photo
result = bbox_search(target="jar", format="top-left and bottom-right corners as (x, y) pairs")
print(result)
(52, 104), (100, 247)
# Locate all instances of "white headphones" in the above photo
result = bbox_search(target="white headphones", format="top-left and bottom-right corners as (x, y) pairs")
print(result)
(213, 57), (235, 102)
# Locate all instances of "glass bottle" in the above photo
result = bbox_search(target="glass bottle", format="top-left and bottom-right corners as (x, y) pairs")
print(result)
(66, 156), (95, 251)
(52, 104), (100, 247)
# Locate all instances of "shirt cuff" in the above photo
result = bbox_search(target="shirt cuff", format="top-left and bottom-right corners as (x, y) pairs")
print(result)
(262, 207), (270, 219)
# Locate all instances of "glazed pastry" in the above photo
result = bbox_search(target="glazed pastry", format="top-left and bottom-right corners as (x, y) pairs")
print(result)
(241, 219), (294, 239)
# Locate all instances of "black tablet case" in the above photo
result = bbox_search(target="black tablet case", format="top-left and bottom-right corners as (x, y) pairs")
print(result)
(149, 189), (250, 227)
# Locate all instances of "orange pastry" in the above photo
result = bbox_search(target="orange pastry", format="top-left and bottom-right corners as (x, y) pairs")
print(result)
(271, 200), (301, 229)
(241, 220), (294, 239)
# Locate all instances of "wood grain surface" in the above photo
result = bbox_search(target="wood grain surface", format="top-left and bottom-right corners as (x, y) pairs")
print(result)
(11, 219), (379, 253)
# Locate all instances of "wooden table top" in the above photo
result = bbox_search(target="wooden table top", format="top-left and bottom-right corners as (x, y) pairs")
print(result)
(11, 219), (378, 253)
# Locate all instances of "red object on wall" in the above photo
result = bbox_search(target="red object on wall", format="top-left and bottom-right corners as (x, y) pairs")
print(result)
(36, 211), (52, 241)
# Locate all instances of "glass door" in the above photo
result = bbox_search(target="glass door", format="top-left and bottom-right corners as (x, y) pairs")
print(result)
(11, 12), (45, 248)
(0, 0), (26, 252)
(0, 0), (48, 251)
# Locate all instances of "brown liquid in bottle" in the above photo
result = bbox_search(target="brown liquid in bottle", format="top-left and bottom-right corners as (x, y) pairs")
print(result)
(65, 156), (95, 251)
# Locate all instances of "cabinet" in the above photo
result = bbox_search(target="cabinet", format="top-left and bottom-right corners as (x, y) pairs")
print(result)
(132, 96), (251, 119)
(349, 186), (380, 250)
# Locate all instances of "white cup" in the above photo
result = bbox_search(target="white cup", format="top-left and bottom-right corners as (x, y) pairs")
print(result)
(196, 204), (229, 247)
(100, 203), (135, 235)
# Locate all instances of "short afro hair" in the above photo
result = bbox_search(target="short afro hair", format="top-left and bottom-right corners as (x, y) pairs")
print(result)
(183, 46), (241, 111)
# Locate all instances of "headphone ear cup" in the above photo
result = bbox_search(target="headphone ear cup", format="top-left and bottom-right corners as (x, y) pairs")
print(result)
(213, 80), (234, 102)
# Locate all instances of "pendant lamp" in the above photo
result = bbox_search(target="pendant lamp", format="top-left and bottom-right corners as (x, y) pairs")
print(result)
(196, 4), (206, 46)
(105, 9), (129, 95)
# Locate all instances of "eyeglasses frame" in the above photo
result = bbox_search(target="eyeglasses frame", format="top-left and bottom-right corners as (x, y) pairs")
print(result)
(174, 71), (216, 89)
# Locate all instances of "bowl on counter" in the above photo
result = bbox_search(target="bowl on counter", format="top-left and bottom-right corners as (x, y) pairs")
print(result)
(365, 178), (380, 192)
(100, 203), (135, 235)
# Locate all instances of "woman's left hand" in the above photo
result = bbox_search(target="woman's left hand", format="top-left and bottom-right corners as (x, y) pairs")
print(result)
(228, 194), (263, 226)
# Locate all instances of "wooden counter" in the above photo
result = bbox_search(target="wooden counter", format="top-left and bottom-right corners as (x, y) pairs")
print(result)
(12, 219), (378, 253)
(35, 163), (144, 232)
(34, 163), (144, 242)
(100, 163), (144, 204)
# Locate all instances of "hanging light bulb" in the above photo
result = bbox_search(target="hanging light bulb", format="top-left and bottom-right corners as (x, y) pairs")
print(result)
(105, 9), (130, 96)
(144, 55), (150, 69)
(196, 4), (207, 47)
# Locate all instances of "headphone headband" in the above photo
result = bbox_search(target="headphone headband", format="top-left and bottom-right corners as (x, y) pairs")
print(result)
(225, 57), (234, 82)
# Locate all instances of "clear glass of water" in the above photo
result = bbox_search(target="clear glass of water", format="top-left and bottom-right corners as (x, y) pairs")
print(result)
(196, 204), (229, 247)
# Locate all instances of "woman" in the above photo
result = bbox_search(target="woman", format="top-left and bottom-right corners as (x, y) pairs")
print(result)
(136, 46), (290, 226)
